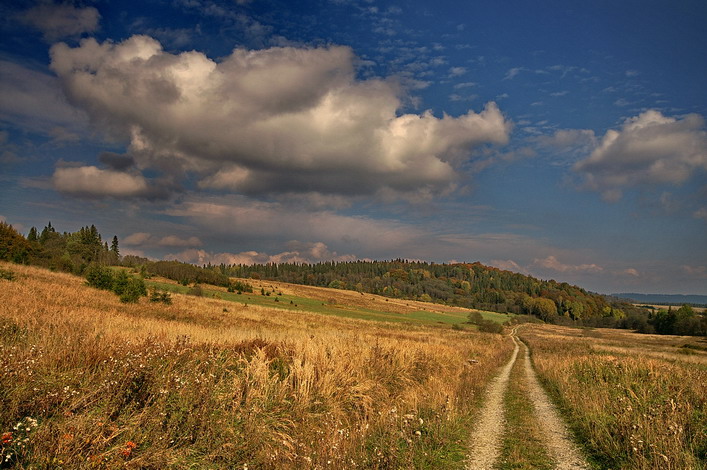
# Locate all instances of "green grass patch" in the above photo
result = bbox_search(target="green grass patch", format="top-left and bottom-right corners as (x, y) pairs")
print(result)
(145, 280), (514, 329)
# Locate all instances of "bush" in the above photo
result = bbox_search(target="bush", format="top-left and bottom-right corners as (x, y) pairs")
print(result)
(119, 277), (147, 303)
(85, 264), (114, 290)
(149, 289), (172, 304)
(477, 320), (504, 334)
(187, 285), (203, 297)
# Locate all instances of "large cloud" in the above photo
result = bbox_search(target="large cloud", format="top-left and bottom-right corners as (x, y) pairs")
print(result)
(573, 110), (707, 200)
(49, 35), (511, 200)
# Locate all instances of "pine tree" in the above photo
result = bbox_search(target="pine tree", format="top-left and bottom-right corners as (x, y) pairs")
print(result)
(27, 227), (38, 242)
(110, 235), (120, 258)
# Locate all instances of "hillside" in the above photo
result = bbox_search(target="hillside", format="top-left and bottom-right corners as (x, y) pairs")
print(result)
(223, 260), (615, 321)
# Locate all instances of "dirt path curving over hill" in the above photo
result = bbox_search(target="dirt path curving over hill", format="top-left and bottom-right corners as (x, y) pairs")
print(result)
(466, 328), (520, 470)
(520, 338), (590, 470)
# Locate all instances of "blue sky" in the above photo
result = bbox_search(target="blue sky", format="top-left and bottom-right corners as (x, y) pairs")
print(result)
(1, 0), (706, 295)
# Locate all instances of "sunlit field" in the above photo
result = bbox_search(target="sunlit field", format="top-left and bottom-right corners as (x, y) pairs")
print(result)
(520, 324), (707, 470)
(0, 262), (513, 468)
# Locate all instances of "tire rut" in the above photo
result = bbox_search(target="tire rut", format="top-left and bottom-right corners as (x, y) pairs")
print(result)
(519, 337), (590, 470)
(466, 329), (520, 470)
(467, 329), (590, 470)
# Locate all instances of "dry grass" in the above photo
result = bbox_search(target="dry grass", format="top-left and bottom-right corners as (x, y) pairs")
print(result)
(0, 262), (513, 468)
(520, 324), (707, 470)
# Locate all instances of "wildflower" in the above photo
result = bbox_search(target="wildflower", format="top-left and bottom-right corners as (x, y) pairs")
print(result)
(1, 432), (11, 445)
(119, 441), (137, 458)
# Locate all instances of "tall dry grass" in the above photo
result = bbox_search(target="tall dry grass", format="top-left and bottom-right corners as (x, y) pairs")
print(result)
(0, 262), (512, 468)
(520, 324), (706, 470)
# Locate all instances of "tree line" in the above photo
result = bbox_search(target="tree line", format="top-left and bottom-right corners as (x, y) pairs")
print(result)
(1, 221), (704, 335)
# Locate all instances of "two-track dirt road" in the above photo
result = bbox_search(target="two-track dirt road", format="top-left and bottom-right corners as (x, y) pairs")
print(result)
(466, 328), (589, 470)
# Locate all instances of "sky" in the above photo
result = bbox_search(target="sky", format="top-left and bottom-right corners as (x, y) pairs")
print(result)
(1, 0), (706, 295)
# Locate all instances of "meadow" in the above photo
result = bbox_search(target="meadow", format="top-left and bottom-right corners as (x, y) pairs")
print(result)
(0, 262), (513, 469)
(520, 324), (707, 470)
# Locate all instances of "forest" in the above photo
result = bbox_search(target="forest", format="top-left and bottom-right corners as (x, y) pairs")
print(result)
(1, 220), (705, 335)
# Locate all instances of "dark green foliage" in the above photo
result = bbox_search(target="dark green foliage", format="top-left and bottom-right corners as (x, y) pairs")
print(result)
(118, 276), (147, 303)
(149, 289), (173, 304)
(110, 235), (120, 258)
(141, 260), (230, 287)
(227, 280), (253, 293)
(0, 222), (32, 264)
(467, 311), (503, 334)
(84, 265), (146, 303)
(187, 285), (204, 297)
(84, 264), (114, 290)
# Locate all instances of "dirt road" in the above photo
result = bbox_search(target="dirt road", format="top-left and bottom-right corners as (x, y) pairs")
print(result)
(466, 328), (590, 470)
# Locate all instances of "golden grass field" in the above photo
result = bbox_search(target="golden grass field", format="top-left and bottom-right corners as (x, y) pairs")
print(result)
(2, 262), (706, 469)
(520, 324), (707, 470)
(0, 262), (513, 469)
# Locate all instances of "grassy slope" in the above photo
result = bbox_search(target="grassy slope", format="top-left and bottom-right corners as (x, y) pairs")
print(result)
(0, 262), (514, 469)
(145, 277), (512, 327)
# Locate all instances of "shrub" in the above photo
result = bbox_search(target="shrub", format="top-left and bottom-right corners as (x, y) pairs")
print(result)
(84, 264), (114, 290)
(187, 285), (204, 297)
(119, 277), (147, 303)
(149, 289), (172, 304)
(477, 320), (503, 334)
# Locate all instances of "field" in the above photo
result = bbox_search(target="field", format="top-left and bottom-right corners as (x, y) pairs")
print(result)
(2, 262), (706, 469)
(0, 262), (513, 468)
(144, 276), (512, 327)
(520, 324), (707, 469)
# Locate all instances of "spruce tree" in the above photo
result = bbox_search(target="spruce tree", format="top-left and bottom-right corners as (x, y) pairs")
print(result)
(110, 235), (120, 257)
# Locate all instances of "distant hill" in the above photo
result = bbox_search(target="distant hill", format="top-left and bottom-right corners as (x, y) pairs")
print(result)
(613, 293), (707, 306)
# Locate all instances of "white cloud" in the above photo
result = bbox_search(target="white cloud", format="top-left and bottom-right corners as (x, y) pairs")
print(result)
(489, 259), (529, 275)
(681, 265), (707, 278)
(167, 241), (356, 266)
(21, 2), (100, 41)
(52, 166), (151, 198)
(532, 255), (603, 274)
(573, 110), (707, 197)
(49, 36), (511, 200)
(123, 232), (152, 246)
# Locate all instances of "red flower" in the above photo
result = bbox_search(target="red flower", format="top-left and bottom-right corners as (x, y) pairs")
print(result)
(1, 432), (11, 445)
(119, 441), (137, 457)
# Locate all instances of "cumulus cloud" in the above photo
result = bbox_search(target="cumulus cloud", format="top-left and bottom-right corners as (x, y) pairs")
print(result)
(573, 110), (707, 199)
(21, 2), (100, 41)
(532, 255), (603, 273)
(52, 166), (153, 199)
(167, 241), (356, 266)
(49, 35), (511, 201)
